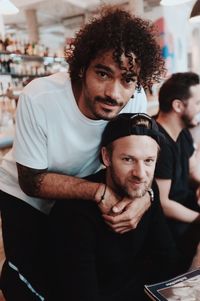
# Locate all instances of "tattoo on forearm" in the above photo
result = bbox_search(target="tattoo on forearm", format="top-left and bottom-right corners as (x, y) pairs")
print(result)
(17, 163), (48, 197)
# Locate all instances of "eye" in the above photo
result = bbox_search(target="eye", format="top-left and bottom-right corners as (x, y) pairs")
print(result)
(96, 71), (108, 79)
(145, 158), (155, 165)
(122, 157), (133, 163)
(123, 76), (137, 86)
(125, 77), (135, 83)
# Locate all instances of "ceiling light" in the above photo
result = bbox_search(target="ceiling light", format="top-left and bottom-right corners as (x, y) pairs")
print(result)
(160, 0), (192, 5)
(189, 0), (200, 23)
(62, 0), (100, 9)
(0, 0), (19, 15)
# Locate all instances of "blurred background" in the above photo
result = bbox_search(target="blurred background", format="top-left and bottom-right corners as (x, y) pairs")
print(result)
(0, 1), (200, 298)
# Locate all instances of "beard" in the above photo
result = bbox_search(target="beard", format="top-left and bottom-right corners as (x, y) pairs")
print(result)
(125, 180), (151, 199)
(109, 167), (153, 199)
(82, 82), (125, 120)
(181, 115), (192, 128)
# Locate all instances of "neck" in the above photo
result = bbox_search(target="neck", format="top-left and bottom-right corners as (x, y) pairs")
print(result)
(156, 112), (184, 141)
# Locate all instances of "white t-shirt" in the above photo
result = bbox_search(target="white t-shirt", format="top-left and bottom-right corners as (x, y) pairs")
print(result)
(0, 72), (147, 214)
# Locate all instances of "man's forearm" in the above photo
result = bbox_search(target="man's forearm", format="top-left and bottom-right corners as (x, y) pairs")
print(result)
(32, 172), (101, 201)
(162, 199), (200, 223)
(17, 163), (150, 228)
(17, 163), (101, 201)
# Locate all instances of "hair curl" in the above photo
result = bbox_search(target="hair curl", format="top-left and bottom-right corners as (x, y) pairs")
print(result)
(66, 6), (165, 89)
(159, 72), (200, 113)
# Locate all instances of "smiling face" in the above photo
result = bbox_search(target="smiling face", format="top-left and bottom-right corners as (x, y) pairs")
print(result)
(101, 135), (159, 199)
(77, 50), (139, 120)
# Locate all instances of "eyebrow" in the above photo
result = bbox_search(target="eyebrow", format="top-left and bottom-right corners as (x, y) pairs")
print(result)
(94, 64), (137, 77)
(120, 154), (157, 159)
(122, 71), (137, 78)
(94, 64), (113, 74)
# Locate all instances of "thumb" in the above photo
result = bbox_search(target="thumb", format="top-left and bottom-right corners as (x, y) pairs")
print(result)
(112, 199), (131, 214)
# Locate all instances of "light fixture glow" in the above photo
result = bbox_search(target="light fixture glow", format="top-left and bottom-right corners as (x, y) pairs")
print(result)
(160, 0), (192, 6)
(189, 0), (200, 23)
(62, 0), (100, 9)
(0, 0), (19, 15)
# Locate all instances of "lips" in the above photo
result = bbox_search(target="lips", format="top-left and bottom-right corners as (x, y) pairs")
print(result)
(101, 102), (119, 110)
(129, 180), (146, 186)
(96, 96), (120, 106)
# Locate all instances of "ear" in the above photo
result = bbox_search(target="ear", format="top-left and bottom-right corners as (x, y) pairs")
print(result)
(101, 147), (111, 167)
(172, 99), (184, 114)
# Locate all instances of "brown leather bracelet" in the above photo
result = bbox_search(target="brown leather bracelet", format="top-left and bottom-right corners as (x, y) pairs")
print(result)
(97, 184), (107, 205)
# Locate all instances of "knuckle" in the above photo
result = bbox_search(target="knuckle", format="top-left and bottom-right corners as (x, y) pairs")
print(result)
(130, 220), (137, 229)
(126, 213), (132, 220)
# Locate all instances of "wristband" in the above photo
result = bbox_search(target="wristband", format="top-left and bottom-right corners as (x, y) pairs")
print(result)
(97, 184), (107, 205)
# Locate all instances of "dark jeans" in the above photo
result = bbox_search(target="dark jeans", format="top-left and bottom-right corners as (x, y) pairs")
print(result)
(0, 190), (50, 301)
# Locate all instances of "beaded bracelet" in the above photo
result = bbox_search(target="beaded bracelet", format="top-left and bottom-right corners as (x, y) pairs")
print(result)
(97, 184), (107, 205)
(148, 188), (154, 203)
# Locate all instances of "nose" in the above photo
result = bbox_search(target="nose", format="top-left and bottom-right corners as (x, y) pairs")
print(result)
(132, 162), (146, 180)
(104, 81), (121, 103)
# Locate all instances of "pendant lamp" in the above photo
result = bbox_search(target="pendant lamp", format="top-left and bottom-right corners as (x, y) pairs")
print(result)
(0, 0), (19, 15)
(160, 0), (192, 5)
(189, 0), (200, 23)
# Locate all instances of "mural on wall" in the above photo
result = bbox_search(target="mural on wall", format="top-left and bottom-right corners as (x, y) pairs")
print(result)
(154, 17), (175, 75)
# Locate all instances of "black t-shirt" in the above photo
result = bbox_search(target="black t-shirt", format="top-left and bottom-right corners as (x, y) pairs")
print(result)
(50, 169), (181, 301)
(155, 125), (195, 207)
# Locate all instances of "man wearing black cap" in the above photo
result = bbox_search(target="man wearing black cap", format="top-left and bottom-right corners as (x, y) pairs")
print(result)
(49, 113), (182, 301)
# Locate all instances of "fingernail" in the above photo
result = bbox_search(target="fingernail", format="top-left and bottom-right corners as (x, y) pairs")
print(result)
(112, 206), (118, 213)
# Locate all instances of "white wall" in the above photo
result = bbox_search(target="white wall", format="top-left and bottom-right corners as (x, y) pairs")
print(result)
(145, 2), (198, 74)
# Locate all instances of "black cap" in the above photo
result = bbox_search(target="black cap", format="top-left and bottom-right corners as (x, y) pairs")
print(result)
(101, 113), (165, 147)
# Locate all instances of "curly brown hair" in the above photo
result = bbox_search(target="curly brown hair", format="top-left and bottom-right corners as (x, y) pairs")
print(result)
(66, 6), (165, 90)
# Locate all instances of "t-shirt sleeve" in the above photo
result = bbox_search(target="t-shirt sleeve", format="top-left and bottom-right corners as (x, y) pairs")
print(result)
(13, 92), (48, 169)
(155, 140), (173, 179)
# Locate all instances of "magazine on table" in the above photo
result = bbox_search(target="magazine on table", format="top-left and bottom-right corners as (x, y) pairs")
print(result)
(144, 267), (200, 300)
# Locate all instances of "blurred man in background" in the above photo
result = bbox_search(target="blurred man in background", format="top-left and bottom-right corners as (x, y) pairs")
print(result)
(155, 72), (200, 270)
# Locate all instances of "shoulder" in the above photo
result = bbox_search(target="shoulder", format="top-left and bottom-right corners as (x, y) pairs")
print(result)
(22, 72), (70, 100)
(133, 87), (147, 112)
(121, 87), (147, 113)
(17, 72), (71, 113)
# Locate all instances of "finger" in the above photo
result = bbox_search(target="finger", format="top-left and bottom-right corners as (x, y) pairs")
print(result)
(104, 221), (132, 233)
(112, 225), (133, 233)
(104, 219), (131, 229)
(112, 199), (132, 214)
(103, 221), (124, 232)
(117, 228), (132, 234)
(103, 210), (137, 223)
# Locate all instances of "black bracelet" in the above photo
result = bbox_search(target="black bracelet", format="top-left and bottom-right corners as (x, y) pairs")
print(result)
(148, 188), (154, 203)
(97, 184), (107, 205)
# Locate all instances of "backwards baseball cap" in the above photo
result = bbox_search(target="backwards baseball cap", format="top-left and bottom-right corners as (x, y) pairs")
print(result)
(101, 113), (165, 147)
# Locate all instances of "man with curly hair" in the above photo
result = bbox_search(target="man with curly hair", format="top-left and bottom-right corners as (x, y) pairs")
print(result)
(0, 6), (164, 300)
